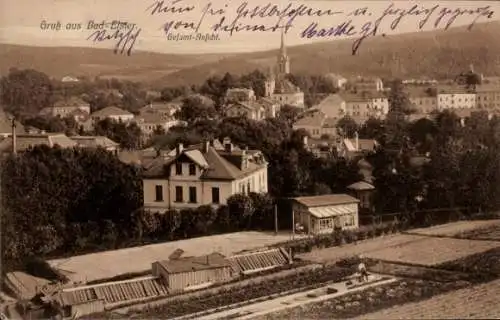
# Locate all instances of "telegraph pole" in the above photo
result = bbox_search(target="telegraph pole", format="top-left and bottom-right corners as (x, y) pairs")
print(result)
(274, 203), (278, 235)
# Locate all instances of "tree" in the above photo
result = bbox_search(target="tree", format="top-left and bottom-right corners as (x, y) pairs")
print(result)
(1, 68), (54, 117)
(227, 194), (255, 229)
(175, 94), (217, 125)
(336, 116), (359, 138)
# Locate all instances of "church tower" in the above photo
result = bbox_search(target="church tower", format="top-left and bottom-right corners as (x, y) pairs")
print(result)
(277, 29), (290, 76)
(264, 65), (276, 97)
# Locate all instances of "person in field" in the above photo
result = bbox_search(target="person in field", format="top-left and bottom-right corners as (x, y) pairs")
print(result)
(358, 255), (369, 282)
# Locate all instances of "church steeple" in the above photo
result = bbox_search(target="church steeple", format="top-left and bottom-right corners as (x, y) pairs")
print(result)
(277, 29), (290, 75)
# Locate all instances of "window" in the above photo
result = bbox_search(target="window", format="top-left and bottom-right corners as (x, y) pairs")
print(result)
(343, 214), (355, 227)
(175, 186), (183, 202)
(175, 163), (183, 175)
(155, 185), (163, 202)
(319, 218), (333, 230)
(212, 187), (220, 204)
(189, 186), (197, 203)
(189, 163), (196, 176)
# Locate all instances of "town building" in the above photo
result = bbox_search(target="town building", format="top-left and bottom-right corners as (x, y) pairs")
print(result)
(152, 252), (234, 293)
(39, 97), (91, 118)
(61, 76), (80, 83)
(139, 101), (182, 119)
(337, 133), (378, 159)
(263, 31), (305, 108)
(142, 138), (268, 211)
(302, 135), (339, 158)
(292, 194), (360, 235)
(407, 90), (438, 114)
(70, 136), (120, 153)
(223, 88), (278, 120)
(348, 76), (384, 92)
(437, 89), (476, 111)
(292, 111), (338, 138)
(134, 113), (183, 138)
(476, 85), (500, 111)
(89, 106), (134, 123)
(311, 94), (346, 118)
(0, 133), (77, 155)
(340, 93), (387, 124)
(347, 181), (375, 213)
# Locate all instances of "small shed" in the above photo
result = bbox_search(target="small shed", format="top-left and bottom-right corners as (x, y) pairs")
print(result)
(347, 181), (375, 211)
(293, 194), (360, 235)
(152, 252), (233, 293)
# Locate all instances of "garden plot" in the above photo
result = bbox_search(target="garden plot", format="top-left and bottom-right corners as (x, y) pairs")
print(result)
(258, 278), (470, 320)
(364, 236), (500, 266)
(455, 224), (500, 241)
(410, 220), (500, 238)
(353, 278), (500, 319)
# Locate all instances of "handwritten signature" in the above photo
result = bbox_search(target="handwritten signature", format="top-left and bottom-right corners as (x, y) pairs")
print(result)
(87, 25), (142, 56)
(302, 3), (494, 55)
(144, 0), (495, 56)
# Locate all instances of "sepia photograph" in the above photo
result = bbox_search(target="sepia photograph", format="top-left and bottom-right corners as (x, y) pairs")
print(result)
(0, 0), (500, 319)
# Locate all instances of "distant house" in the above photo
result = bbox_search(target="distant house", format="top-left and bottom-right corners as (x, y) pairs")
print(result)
(61, 76), (79, 83)
(292, 194), (360, 235)
(39, 97), (91, 118)
(293, 111), (339, 138)
(139, 102), (182, 119)
(348, 76), (384, 92)
(337, 133), (378, 159)
(225, 88), (256, 103)
(70, 136), (120, 153)
(223, 88), (278, 120)
(347, 181), (375, 213)
(437, 87), (476, 111)
(142, 138), (268, 211)
(152, 252), (234, 293)
(90, 106), (134, 123)
(476, 85), (500, 111)
(134, 113), (184, 138)
(407, 88), (438, 114)
(0, 133), (77, 155)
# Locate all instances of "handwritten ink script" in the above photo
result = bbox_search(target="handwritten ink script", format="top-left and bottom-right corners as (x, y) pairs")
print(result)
(145, 0), (495, 55)
(86, 20), (142, 56)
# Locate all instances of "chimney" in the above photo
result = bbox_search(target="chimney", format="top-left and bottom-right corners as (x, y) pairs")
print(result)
(176, 143), (184, 155)
(354, 131), (359, 150)
(11, 118), (17, 155)
(302, 135), (308, 146)
(203, 140), (210, 153)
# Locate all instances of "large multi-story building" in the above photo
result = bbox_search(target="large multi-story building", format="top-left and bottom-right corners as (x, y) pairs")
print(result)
(223, 88), (278, 120)
(437, 90), (476, 111)
(264, 31), (305, 108)
(339, 93), (388, 123)
(142, 138), (268, 212)
(348, 76), (384, 92)
(476, 85), (500, 111)
(39, 97), (91, 118)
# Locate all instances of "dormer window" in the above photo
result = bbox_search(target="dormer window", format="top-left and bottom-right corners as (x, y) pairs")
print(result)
(175, 162), (183, 175)
(189, 163), (196, 175)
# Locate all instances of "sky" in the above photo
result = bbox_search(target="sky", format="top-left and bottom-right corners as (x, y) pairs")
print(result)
(0, 0), (499, 54)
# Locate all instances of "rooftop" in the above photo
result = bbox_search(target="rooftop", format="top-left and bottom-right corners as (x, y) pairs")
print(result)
(157, 252), (230, 274)
(313, 94), (345, 118)
(347, 181), (375, 191)
(293, 111), (326, 127)
(70, 136), (119, 149)
(0, 133), (77, 153)
(53, 96), (89, 108)
(294, 194), (360, 208)
(143, 139), (267, 181)
(91, 106), (133, 117)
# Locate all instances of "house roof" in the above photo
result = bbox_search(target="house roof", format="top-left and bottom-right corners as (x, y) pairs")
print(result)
(227, 248), (290, 274)
(340, 93), (371, 103)
(293, 111), (325, 127)
(322, 117), (339, 128)
(313, 94), (345, 118)
(227, 101), (265, 112)
(274, 78), (300, 94)
(135, 113), (172, 125)
(54, 96), (89, 108)
(70, 136), (119, 149)
(139, 102), (180, 114)
(344, 138), (377, 152)
(157, 252), (230, 274)
(0, 133), (77, 153)
(91, 106), (133, 117)
(294, 194), (359, 208)
(143, 140), (267, 181)
(347, 181), (375, 191)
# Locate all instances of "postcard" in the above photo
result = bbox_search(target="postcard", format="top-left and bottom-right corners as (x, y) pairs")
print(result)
(1, 0), (500, 319)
